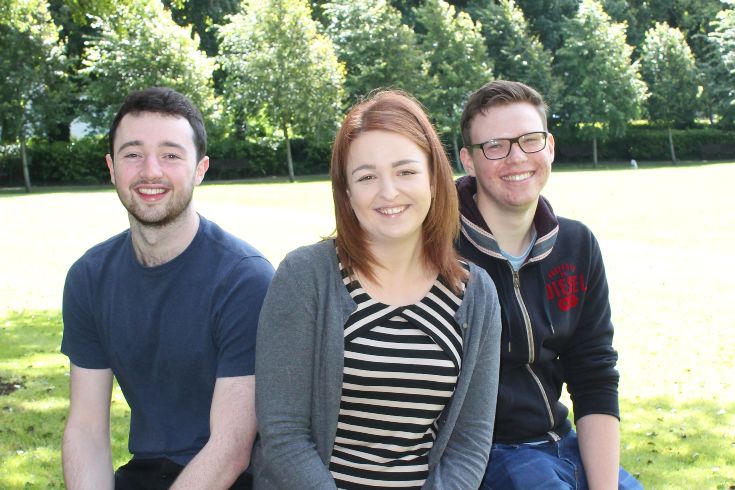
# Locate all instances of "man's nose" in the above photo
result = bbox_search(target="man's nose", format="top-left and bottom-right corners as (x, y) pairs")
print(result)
(140, 154), (164, 179)
(506, 141), (528, 164)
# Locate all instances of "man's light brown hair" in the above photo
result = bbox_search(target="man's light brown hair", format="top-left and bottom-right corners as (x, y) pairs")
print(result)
(460, 80), (548, 147)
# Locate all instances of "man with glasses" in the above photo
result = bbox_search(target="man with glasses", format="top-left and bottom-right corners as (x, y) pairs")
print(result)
(457, 80), (641, 489)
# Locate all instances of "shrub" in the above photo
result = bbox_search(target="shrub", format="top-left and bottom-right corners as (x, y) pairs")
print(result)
(552, 125), (735, 163)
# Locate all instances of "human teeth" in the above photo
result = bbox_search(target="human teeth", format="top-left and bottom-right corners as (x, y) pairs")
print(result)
(139, 188), (166, 195)
(379, 206), (405, 215)
(502, 172), (532, 181)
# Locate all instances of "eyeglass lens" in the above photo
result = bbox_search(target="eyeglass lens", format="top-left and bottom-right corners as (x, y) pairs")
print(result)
(482, 132), (547, 160)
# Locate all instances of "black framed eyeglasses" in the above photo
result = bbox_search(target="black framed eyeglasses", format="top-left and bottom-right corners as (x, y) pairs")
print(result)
(466, 131), (549, 160)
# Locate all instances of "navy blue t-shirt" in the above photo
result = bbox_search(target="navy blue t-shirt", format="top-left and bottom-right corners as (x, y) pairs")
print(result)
(61, 216), (274, 465)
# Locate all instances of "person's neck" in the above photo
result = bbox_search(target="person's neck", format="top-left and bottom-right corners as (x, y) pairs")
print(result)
(129, 208), (200, 267)
(477, 196), (538, 256)
(359, 237), (437, 306)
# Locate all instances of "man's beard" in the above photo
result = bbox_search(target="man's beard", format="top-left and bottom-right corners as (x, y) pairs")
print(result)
(118, 185), (194, 229)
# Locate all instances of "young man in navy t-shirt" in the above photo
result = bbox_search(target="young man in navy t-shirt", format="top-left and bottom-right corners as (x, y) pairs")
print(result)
(61, 87), (273, 490)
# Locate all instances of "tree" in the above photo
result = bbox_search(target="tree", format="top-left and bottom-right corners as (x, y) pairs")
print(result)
(414, 0), (491, 168)
(163, 0), (240, 56)
(0, 0), (69, 192)
(514, 0), (579, 52)
(640, 23), (699, 163)
(321, 0), (425, 103)
(469, 0), (560, 106)
(80, 0), (218, 131)
(555, 0), (647, 165)
(218, 0), (344, 182)
(707, 4), (735, 127)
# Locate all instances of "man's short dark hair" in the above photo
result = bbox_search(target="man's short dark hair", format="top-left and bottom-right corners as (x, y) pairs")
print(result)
(460, 80), (548, 147)
(108, 87), (207, 161)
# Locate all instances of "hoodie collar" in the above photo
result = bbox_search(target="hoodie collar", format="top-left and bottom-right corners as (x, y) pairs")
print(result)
(456, 175), (559, 263)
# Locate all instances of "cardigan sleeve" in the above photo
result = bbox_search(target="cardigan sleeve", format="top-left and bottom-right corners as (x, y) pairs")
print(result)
(254, 253), (338, 489)
(424, 267), (502, 489)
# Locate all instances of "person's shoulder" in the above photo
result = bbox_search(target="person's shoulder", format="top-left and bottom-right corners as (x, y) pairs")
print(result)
(200, 216), (269, 263)
(465, 260), (498, 297)
(72, 230), (129, 269)
(557, 215), (596, 240)
(282, 239), (337, 271)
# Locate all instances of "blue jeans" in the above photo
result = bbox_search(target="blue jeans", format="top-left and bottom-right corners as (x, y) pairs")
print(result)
(480, 431), (643, 490)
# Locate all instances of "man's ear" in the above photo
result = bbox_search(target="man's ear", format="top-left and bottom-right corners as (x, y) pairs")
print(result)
(195, 156), (210, 185)
(459, 147), (476, 177)
(547, 133), (556, 163)
(105, 154), (115, 185)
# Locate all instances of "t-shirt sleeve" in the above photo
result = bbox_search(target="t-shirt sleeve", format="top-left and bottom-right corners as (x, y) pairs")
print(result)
(213, 255), (274, 377)
(61, 260), (110, 369)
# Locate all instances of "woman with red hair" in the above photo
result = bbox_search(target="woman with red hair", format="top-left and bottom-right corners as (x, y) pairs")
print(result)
(253, 90), (501, 489)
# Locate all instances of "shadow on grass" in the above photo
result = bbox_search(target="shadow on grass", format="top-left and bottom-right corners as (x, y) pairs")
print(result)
(620, 396), (735, 489)
(0, 310), (130, 489)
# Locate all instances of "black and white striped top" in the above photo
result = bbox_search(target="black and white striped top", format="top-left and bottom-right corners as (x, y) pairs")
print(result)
(329, 262), (466, 489)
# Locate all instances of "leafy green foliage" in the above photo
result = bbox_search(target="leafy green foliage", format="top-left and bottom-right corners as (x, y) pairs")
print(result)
(80, 0), (219, 131)
(513, 0), (579, 52)
(413, 0), (490, 163)
(555, 0), (646, 159)
(640, 23), (699, 127)
(469, 0), (560, 106)
(163, 0), (239, 56)
(553, 125), (735, 162)
(0, 1), (69, 141)
(707, 5), (735, 126)
(322, 0), (425, 103)
(218, 0), (344, 180)
(0, 0), (70, 190)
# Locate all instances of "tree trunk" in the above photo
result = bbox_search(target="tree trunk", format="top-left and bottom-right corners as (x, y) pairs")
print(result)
(668, 126), (677, 164)
(282, 118), (295, 183)
(19, 114), (32, 193)
(592, 134), (598, 167)
(452, 134), (461, 172)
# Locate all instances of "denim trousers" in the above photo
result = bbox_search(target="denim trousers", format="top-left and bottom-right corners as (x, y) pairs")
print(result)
(480, 430), (643, 490)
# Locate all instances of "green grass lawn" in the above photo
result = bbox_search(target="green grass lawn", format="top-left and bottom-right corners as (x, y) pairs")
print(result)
(1, 162), (734, 488)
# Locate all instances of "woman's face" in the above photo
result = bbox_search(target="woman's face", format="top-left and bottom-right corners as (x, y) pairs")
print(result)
(345, 130), (432, 248)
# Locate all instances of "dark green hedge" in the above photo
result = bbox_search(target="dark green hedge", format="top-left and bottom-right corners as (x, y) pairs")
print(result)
(1, 127), (733, 186)
(0, 136), (333, 186)
(553, 126), (735, 163)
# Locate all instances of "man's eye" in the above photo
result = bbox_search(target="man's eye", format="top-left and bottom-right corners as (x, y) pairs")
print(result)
(163, 154), (180, 160)
(123, 153), (141, 159)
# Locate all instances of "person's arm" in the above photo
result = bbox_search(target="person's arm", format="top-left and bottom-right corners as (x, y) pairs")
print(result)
(255, 254), (338, 489)
(170, 376), (256, 489)
(562, 230), (621, 489)
(62, 364), (114, 490)
(577, 413), (620, 490)
(424, 270), (502, 489)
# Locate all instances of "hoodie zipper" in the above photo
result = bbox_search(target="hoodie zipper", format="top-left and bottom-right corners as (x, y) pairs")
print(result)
(509, 263), (555, 429)
(510, 265), (534, 362)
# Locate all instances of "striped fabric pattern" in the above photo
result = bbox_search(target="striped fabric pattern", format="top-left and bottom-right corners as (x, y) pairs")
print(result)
(329, 263), (466, 489)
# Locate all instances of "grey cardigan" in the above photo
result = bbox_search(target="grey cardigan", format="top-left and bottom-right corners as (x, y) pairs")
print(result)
(252, 240), (501, 489)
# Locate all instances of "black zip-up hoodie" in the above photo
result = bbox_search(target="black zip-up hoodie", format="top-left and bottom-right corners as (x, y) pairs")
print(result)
(456, 176), (620, 444)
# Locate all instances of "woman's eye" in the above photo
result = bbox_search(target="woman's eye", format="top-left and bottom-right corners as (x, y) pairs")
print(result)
(356, 175), (375, 182)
